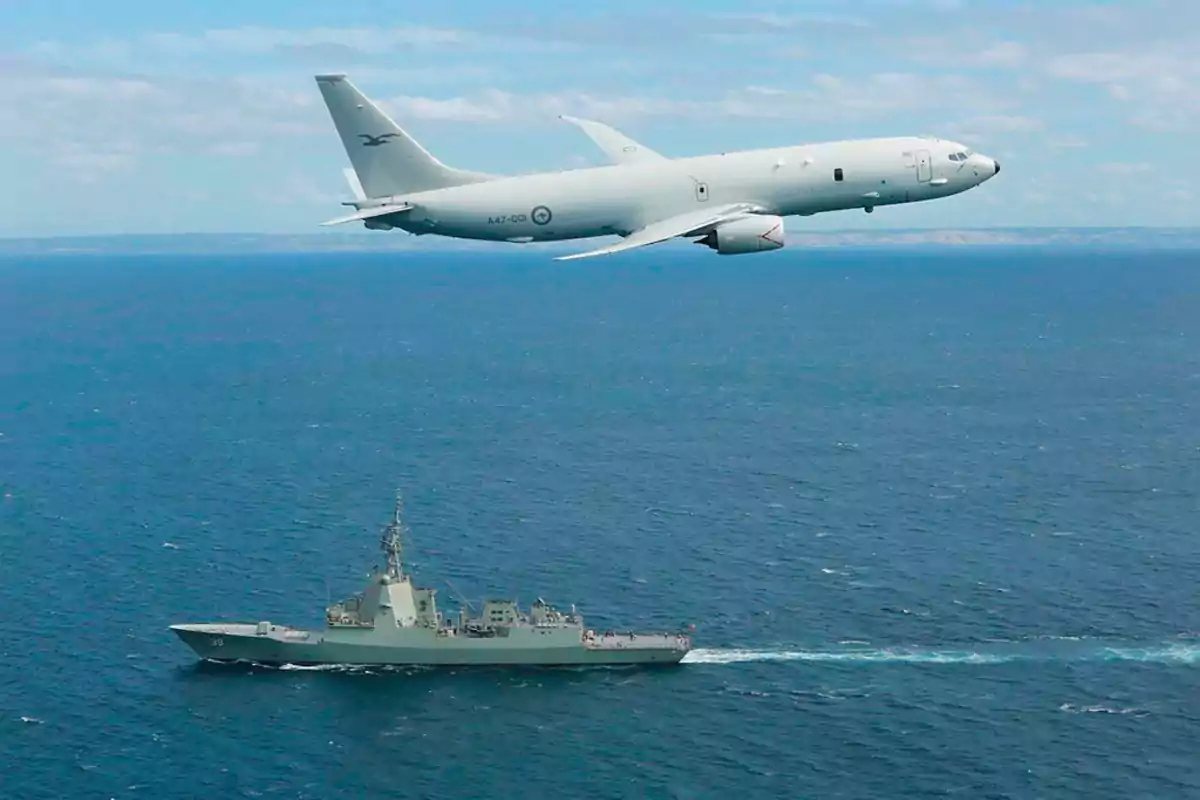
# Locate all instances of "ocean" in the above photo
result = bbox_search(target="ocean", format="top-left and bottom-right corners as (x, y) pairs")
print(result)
(1, 247), (1197, 798)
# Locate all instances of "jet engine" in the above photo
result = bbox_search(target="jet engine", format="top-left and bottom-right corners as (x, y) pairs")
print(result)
(695, 214), (785, 254)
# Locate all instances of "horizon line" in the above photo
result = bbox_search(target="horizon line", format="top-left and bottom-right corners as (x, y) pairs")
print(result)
(2, 224), (1198, 242)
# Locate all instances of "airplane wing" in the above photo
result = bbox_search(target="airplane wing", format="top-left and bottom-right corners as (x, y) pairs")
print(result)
(320, 202), (414, 226)
(560, 115), (667, 166)
(553, 203), (762, 261)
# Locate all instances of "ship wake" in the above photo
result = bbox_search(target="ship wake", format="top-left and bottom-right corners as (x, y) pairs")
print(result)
(682, 641), (1200, 666)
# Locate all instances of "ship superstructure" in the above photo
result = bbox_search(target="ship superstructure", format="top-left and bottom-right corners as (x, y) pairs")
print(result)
(171, 491), (692, 667)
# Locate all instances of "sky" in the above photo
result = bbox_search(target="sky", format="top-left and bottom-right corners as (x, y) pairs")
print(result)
(1, 0), (1197, 237)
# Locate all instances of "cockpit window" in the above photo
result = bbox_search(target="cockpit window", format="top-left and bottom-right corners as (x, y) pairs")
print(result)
(949, 151), (970, 161)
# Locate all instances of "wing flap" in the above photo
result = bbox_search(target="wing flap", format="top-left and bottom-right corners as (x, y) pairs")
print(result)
(553, 203), (761, 261)
(321, 203), (414, 226)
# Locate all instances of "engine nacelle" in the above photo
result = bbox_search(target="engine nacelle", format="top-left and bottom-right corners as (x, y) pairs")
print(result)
(696, 214), (785, 254)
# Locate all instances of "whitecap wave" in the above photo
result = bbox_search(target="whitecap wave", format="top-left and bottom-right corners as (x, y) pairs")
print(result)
(1059, 703), (1148, 716)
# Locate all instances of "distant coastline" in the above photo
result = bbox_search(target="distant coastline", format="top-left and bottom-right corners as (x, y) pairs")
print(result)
(1, 226), (1198, 255)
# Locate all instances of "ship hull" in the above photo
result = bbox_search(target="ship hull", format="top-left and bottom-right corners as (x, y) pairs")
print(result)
(170, 624), (689, 666)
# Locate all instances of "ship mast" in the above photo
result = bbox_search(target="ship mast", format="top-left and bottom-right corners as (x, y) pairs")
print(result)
(380, 489), (406, 579)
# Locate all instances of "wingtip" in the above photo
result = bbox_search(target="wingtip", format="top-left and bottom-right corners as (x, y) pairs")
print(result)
(553, 250), (606, 262)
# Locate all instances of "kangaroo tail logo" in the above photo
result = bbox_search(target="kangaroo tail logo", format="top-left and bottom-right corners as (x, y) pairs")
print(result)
(358, 133), (400, 147)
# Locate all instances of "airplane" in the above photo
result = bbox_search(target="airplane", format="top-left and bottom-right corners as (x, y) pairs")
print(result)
(314, 74), (1000, 261)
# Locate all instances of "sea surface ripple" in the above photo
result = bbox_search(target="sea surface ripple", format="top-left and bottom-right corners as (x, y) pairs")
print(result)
(1, 248), (1197, 798)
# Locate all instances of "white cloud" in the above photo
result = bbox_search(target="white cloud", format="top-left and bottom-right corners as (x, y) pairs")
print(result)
(377, 72), (1001, 126)
(198, 26), (475, 54)
(976, 42), (1028, 68)
(5, 4), (1198, 234)
(939, 115), (1044, 147)
(23, 24), (572, 74)
(50, 143), (139, 183)
(1035, 38), (1200, 130)
(961, 115), (1044, 133)
(876, 2), (1200, 131)
(1044, 49), (1195, 85)
(260, 174), (346, 206)
(0, 66), (327, 184)
(1097, 162), (1154, 175)
(902, 38), (1029, 69)
(0, 54), (1015, 194)
(1047, 135), (1087, 149)
(1054, 48), (1200, 131)
(207, 141), (261, 157)
(33, 25), (484, 62)
(386, 94), (511, 123)
(708, 12), (872, 30)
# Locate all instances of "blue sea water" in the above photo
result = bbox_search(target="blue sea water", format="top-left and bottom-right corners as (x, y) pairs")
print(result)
(0, 247), (1198, 799)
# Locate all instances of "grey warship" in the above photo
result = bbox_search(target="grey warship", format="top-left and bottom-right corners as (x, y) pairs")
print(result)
(170, 492), (692, 667)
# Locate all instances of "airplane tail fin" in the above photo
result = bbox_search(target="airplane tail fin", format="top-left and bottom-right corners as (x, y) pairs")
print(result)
(314, 74), (495, 199)
(342, 167), (367, 202)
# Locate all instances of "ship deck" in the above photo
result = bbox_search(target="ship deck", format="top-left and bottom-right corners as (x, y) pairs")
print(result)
(584, 633), (690, 651)
(170, 622), (316, 643)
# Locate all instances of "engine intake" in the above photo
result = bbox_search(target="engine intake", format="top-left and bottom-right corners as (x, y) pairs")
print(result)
(696, 214), (785, 254)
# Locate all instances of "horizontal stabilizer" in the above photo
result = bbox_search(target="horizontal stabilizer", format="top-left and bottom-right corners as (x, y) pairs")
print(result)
(554, 203), (761, 261)
(560, 115), (667, 166)
(321, 203), (414, 226)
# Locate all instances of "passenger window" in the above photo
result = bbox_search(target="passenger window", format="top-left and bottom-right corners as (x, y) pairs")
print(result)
(834, 168), (843, 182)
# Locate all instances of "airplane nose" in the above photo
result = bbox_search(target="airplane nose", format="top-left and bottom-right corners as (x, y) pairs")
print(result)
(974, 155), (999, 181)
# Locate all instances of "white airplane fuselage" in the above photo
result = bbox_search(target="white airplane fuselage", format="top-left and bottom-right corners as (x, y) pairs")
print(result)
(368, 136), (996, 243)
(314, 74), (1001, 258)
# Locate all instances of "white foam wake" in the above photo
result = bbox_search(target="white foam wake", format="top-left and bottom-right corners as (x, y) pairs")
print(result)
(278, 663), (356, 671)
(1098, 644), (1200, 664)
(682, 648), (1010, 665)
(683, 642), (1200, 666)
